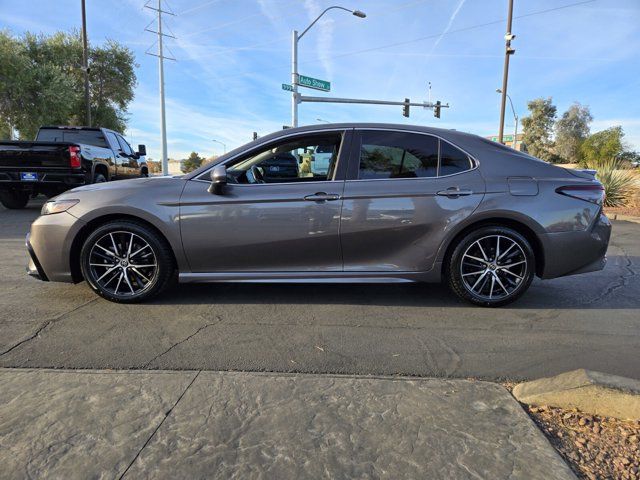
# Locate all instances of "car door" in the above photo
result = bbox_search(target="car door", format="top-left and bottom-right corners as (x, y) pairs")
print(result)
(104, 131), (123, 179)
(116, 134), (138, 178)
(179, 130), (351, 273)
(340, 129), (486, 273)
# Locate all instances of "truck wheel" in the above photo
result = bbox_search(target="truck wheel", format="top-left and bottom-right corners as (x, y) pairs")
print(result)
(93, 173), (107, 183)
(0, 190), (30, 209)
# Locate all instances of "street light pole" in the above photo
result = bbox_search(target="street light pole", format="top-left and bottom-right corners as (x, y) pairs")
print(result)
(291, 6), (366, 127)
(212, 139), (226, 154)
(497, 88), (518, 149)
(80, 0), (91, 127)
(498, 0), (515, 144)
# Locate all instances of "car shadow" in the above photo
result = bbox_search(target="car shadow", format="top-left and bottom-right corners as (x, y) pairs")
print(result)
(149, 256), (639, 310)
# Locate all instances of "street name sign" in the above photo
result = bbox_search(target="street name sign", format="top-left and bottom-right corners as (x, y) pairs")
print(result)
(298, 75), (330, 92)
(282, 83), (293, 92)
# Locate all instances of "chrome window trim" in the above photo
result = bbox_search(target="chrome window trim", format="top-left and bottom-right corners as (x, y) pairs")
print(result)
(351, 127), (478, 181)
(192, 127), (349, 185)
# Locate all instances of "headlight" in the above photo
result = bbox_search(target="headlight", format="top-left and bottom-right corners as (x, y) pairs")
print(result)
(41, 199), (79, 215)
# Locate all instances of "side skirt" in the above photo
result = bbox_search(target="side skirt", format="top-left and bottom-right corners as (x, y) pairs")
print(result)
(179, 270), (441, 284)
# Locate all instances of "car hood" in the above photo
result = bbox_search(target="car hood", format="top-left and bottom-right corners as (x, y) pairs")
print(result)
(68, 175), (184, 193)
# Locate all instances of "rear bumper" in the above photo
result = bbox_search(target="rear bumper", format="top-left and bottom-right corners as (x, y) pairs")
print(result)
(26, 211), (86, 283)
(0, 171), (86, 190)
(539, 213), (612, 279)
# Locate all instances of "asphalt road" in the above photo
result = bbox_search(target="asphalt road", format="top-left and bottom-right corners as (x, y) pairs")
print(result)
(1, 198), (639, 381)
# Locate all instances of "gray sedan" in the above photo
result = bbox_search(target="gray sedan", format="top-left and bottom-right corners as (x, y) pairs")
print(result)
(26, 123), (611, 307)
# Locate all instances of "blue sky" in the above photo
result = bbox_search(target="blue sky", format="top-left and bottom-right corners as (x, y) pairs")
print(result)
(1, 0), (639, 160)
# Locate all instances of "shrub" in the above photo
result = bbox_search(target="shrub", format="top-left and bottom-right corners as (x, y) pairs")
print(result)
(592, 158), (640, 207)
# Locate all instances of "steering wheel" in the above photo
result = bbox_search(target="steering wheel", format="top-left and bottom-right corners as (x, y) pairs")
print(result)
(249, 165), (265, 184)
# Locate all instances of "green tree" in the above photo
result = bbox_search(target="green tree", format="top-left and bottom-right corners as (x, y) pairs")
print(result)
(0, 30), (137, 139)
(554, 103), (592, 164)
(580, 126), (625, 168)
(182, 152), (204, 173)
(521, 97), (557, 162)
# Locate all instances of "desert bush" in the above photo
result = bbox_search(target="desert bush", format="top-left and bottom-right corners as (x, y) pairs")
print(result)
(591, 158), (640, 207)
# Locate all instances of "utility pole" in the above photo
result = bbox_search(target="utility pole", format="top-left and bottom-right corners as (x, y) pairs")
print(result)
(144, 0), (176, 176)
(498, 0), (515, 144)
(80, 0), (91, 127)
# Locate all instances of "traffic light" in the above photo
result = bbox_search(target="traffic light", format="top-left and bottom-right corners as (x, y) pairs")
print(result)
(403, 98), (410, 118)
(434, 100), (441, 119)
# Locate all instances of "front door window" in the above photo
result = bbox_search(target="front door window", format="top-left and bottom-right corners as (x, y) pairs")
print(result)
(226, 134), (342, 184)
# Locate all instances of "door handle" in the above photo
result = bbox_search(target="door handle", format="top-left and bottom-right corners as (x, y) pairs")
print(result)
(436, 188), (473, 198)
(304, 192), (340, 202)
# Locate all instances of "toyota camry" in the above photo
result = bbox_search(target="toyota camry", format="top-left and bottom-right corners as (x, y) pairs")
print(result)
(26, 123), (611, 307)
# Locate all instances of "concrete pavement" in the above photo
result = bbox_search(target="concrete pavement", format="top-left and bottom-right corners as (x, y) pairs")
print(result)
(0, 368), (576, 479)
(1, 199), (639, 381)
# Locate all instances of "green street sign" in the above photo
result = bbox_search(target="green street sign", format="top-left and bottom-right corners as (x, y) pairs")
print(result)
(490, 135), (514, 142)
(282, 83), (293, 91)
(298, 75), (330, 92)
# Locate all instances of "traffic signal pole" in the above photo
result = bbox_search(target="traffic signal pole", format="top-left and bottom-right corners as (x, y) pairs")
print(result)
(298, 95), (448, 118)
(291, 30), (299, 128)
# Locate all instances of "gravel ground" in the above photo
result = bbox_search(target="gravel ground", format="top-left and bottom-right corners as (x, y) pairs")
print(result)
(526, 405), (639, 479)
(503, 382), (640, 479)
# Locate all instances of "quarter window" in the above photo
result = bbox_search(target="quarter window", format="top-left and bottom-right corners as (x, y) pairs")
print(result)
(439, 141), (472, 176)
(358, 132), (438, 179)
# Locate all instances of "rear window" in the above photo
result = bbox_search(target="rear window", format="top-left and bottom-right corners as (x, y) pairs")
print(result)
(36, 129), (109, 148)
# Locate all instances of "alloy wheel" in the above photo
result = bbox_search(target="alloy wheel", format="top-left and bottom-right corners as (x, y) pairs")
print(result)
(88, 230), (158, 297)
(459, 234), (528, 301)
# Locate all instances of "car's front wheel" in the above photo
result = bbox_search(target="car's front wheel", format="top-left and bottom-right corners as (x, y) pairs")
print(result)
(446, 226), (535, 307)
(80, 220), (175, 303)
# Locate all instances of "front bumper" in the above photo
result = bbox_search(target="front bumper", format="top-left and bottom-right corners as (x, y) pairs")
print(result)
(26, 233), (48, 281)
(26, 211), (86, 283)
(539, 213), (612, 279)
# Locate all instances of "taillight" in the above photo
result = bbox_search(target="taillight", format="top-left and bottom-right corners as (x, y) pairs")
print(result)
(556, 184), (605, 205)
(69, 145), (81, 168)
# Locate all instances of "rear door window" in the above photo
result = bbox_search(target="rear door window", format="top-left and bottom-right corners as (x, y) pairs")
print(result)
(358, 131), (438, 180)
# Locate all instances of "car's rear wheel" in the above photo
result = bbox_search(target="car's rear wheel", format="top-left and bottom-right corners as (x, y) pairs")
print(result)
(0, 189), (30, 209)
(446, 226), (535, 307)
(80, 220), (175, 303)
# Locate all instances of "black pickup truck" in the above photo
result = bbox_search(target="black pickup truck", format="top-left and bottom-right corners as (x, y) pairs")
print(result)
(0, 126), (147, 209)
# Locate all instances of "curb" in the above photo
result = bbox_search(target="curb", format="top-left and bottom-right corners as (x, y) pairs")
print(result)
(513, 369), (640, 420)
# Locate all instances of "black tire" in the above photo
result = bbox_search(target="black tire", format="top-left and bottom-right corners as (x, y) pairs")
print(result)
(0, 190), (30, 209)
(446, 226), (535, 307)
(93, 173), (107, 183)
(80, 220), (175, 303)
(140, 168), (149, 177)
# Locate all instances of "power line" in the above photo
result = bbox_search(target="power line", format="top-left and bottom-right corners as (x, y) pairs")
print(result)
(208, 0), (597, 81)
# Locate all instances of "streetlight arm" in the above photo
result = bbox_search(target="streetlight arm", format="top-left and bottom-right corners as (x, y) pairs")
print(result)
(505, 93), (516, 121)
(299, 6), (354, 40)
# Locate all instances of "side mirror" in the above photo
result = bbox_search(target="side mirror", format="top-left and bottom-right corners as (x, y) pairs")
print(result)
(137, 144), (147, 157)
(208, 165), (227, 194)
